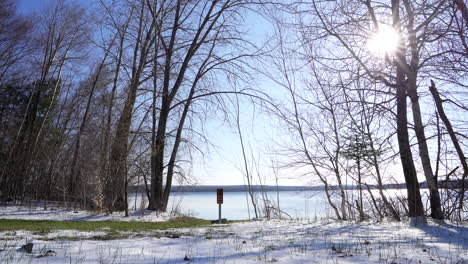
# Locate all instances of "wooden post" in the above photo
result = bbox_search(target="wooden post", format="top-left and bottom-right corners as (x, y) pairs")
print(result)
(217, 188), (223, 223)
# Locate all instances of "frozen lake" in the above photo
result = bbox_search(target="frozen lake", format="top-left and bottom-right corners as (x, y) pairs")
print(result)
(128, 189), (407, 220)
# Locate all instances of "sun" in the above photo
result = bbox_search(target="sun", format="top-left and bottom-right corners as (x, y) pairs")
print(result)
(367, 25), (400, 57)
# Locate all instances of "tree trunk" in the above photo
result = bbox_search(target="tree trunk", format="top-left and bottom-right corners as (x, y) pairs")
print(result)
(106, 91), (136, 211)
(429, 80), (468, 215)
(357, 157), (364, 221)
(161, 76), (199, 210)
(100, 29), (126, 211)
(392, 0), (425, 219)
(149, 1), (182, 211)
(69, 46), (111, 200)
(454, 0), (468, 26)
(236, 92), (259, 219)
(406, 74), (443, 219)
(148, 0), (227, 211)
(365, 123), (400, 221)
(395, 78), (424, 217)
(149, 99), (168, 210)
(105, 1), (155, 212)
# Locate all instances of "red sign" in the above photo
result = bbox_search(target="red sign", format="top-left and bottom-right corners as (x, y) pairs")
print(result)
(217, 188), (223, 204)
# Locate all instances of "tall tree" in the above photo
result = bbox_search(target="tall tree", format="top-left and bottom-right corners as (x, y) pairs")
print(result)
(0, 0), (32, 85)
(0, 0), (90, 200)
(148, 0), (253, 211)
(106, 0), (157, 212)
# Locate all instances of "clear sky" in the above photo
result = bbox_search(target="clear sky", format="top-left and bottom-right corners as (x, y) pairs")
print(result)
(13, 0), (417, 188)
(17, 0), (91, 14)
(14, 0), (303, 187)
(16, 0), (43, 13)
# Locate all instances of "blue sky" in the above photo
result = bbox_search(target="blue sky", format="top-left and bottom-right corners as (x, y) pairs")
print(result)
(17, 0), (94, 13)
(14, 0), (296, 187)
(13, 0), (417, 188)
(12, 0), (463, 189)
(16, 0), (42, 13)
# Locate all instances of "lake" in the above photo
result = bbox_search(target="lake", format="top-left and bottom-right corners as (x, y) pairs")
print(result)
(128, 189), (408, 220)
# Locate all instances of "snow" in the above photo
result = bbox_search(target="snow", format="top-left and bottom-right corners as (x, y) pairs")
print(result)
(0, 204), (172, 222)
(1, 208), (467, 264)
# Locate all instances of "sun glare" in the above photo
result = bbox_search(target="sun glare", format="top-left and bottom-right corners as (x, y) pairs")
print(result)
(368, 25), (400, 57)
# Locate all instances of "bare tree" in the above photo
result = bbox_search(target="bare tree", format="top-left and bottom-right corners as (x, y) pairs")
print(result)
(1, 0), (91, 201)
(0, 0), (32, 85)
(106, 0), (157, 212)
(148, 0), (255, 211)
(268, 0), (465, 220)
(234, 92), (259, 219)
(69, 36), (116, 201)
(342, 86), (401, 221)
(429, 80), (467, 219)
(262, 22), (347, 219)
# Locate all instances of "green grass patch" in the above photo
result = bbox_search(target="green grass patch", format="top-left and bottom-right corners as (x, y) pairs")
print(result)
(227, 219), (249, 223)
(39, 236), (85, 241)
(0, 216), (210, 233)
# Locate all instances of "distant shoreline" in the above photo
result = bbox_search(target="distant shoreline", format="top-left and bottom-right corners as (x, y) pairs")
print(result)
(129, 183), (417, 193)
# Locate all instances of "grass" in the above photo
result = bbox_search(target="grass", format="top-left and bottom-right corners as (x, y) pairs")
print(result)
(0, 216), (210, 233)
(227, 219), (250, 223)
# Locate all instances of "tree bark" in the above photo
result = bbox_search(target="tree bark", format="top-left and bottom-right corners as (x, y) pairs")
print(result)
(429, 80), (468, 214)
(69, 39), (113, 200)
(454, 0), (468, 26)
(407, 73), (443, 219)
(100, 13), (129, 211)
(149, 0), (228, 211)
(106, 1), (155, 212)
(392, 0), (425, 218)
(395, 78), (424, 217)
(402, 0), (443, 219)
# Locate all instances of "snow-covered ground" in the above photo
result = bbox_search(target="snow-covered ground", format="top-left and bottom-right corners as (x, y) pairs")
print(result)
(0, 204), (172, 222)
(1, 205), (467, 264)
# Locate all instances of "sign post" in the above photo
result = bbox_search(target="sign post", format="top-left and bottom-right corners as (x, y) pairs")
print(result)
(216, 188), (223, 224)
